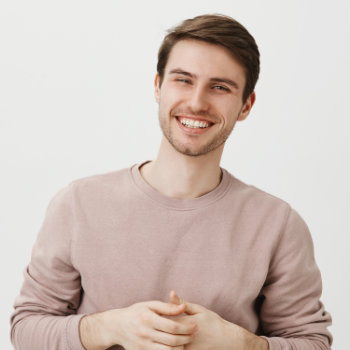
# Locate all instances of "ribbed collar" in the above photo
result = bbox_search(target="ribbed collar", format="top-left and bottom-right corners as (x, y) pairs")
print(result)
(129, 161), (232, 211)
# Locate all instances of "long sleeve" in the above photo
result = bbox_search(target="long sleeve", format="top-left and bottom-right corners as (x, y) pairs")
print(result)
(260, 208), (332, 350)
(10, 184), (85, 350)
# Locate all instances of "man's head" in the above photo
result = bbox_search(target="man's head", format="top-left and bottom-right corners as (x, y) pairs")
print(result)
(154, 14), (259, 158)
(157, 14), (260, 103)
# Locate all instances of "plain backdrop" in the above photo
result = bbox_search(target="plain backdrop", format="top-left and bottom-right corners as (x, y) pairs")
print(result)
(1, 0), (349, 349)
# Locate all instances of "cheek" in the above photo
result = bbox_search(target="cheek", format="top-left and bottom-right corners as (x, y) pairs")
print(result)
(226, 99), (243, 118)
(159, 90), (184, 111)
(223, 107), (241, 127)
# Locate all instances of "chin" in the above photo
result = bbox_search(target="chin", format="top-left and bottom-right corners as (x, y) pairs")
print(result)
(172, 140), (224, 157)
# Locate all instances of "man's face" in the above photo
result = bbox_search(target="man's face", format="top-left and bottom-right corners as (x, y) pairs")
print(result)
(155, 39), (255, 157)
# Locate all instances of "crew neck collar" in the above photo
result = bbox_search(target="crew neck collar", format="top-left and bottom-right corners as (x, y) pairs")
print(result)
(129, 161), (232, 210)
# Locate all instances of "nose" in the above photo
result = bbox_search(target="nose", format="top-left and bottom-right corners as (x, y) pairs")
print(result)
(188, 85), (210, 114)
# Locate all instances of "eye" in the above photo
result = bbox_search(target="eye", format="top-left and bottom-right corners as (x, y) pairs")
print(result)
(213, 85), (230, 92)
(176, 78), (191, 84)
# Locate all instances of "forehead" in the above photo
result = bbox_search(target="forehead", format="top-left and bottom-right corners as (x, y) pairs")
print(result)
(164, 39), (246, 85)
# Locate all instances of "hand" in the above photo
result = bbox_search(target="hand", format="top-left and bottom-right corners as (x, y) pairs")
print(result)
(80, 300), (198, 350)
(169, 291), (269, 350)
(168, 291), (233, 350)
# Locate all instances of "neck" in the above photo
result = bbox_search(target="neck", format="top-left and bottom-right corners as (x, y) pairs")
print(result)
(140, 137), (224, 200)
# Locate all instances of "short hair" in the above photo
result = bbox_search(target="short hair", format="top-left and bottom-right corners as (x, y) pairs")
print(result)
(157, 14), (260, 102)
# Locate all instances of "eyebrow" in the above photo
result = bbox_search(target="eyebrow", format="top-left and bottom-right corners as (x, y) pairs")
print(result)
(168, 68), (240, 90)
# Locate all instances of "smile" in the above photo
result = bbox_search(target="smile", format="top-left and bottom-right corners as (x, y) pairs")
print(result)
(177, 117), (213, 129)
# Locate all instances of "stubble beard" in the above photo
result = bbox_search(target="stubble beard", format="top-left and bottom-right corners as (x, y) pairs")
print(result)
(158, 112), (236, 157)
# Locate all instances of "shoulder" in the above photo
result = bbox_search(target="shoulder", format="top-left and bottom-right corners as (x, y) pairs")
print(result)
(48, 166), (133, 211)
(223, 170), (311, 239)
(69, 166), (131, 192)
(224, 169), (292, 217)
(224, 170), (314, 258)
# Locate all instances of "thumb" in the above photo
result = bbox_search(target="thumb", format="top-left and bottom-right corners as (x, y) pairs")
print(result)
(169, 290), (182, 305)
(169, 290), (202, 315)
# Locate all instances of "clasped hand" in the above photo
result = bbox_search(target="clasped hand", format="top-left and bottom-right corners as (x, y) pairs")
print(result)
(166, 290), (237, 350)
(113, 290), (236, 350)
(80, 290), (267, 350)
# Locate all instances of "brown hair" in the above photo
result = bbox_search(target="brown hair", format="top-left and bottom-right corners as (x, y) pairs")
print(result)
(157, 14), (260, 102)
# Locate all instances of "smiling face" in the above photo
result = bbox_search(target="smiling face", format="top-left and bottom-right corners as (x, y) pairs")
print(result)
(155, 39), (255, 157)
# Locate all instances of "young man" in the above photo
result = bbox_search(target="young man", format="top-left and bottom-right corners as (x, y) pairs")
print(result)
(11, 14), (332, 350)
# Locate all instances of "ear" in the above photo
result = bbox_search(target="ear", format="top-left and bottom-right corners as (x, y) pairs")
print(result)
(154, 73), (161, 103)
(237, 91), (256, 121)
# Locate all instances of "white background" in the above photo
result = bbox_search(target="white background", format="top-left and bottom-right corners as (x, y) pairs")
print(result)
(1, 0), (349, 349)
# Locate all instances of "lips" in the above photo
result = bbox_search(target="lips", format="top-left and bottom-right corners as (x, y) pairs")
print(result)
(177, 116), (212, 128)
(174, 115), (215, 135)
(176, 113), (215, 125)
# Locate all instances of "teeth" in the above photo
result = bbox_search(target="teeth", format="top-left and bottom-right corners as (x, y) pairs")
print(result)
(179, 118), (210, 128)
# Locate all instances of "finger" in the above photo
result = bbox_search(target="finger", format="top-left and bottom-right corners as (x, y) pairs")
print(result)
(152, 343), (184, 350)
(169, 290), (181, 305)
(169, 291), (187, 311)
(150, 329), (194, 347)
(148, 301), (186, 316)
(169, 291), (191, 315)
(152, 313), (197, 335)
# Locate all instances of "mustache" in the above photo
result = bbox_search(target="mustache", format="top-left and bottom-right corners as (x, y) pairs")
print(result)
(171, 108), (220, 123)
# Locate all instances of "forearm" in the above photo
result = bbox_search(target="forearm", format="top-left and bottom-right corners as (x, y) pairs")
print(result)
(79, 311), (120, 350)
(228, 321), (330, 350)
(225, 321), (269, 350)
(263, 336), (331, 350)
(11, 313), (85, 350)
(241, 332), (269, 350)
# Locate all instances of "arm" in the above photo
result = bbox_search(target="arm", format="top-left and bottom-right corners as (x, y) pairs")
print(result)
(259, 207), (332, 350)
(10, 185), (85, 350)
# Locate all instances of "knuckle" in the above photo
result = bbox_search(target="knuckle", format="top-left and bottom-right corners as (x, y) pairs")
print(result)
(168, 336), (179, 346)
(169, 322), (179, 333)
(138, 311), (150, 324)
(136, 326), (148, 338)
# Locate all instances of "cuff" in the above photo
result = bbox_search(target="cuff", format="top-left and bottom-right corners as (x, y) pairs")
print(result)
(260, 336), (284, 350)
(66, 314), (87, 350)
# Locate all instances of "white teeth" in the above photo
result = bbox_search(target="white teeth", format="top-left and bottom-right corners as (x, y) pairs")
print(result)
(179, 118), (210, 128)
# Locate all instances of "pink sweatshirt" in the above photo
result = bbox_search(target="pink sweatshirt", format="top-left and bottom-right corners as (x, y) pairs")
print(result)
(11, 163), (332, 349)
